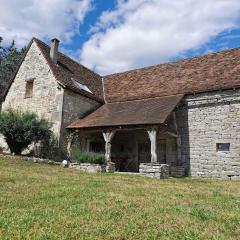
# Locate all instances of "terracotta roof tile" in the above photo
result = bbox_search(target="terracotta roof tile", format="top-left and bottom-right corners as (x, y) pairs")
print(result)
(67, 94), (183, 129)
(103, 48), (240, 102)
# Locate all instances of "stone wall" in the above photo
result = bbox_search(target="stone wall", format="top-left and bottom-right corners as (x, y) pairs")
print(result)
(61, 89), (101, 138)
(175, 106), (190, 171)
(139, 163), (169, 179)
(170, 166), (186, 177)
(69, 162), (106, 173)
(176, 89), (240, 179)
(1, 41), (63, 139)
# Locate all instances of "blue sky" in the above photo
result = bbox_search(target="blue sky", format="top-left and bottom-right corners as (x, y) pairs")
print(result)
(65, 1), (116, 52)
(0, 0), (240, 75)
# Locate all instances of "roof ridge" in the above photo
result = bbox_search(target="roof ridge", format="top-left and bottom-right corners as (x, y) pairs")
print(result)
(104, 46), (240, 78)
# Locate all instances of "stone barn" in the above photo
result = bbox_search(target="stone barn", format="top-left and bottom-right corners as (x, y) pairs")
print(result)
(67, 47), (240, 180)
(1, 37), (240, 179)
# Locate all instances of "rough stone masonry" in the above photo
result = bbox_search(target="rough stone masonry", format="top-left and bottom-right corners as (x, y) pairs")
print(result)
(176, 89), (240, 180)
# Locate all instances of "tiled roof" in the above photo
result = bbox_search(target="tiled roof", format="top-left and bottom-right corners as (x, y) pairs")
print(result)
(104, 47), (240, 103)
(67, 94), (183, 129)
(4, 37), (240, 129)
(34, 38), (104, 102)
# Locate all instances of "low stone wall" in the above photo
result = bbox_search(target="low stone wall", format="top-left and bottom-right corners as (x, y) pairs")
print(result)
(0, 154), (61, 165)
(25, 156), (62, 166)
(106, 162), (115, 173)
(139, 163), (169, 179)
(171, 166), (186, 177)
(69, 163), (106, 173)
(69, 162), (116, 173)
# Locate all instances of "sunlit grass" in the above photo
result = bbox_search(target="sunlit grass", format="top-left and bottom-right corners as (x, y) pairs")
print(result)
(0, 155), (239, 239)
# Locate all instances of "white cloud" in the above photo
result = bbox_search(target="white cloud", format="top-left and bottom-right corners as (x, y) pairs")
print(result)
(0, 0), (92, 46)
(80, 0), (240, 75)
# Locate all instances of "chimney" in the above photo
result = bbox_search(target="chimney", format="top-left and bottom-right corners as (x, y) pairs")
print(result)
(50, 38), (60, 64)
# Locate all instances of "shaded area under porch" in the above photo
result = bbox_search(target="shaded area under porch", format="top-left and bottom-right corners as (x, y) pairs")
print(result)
(68, 127), (186, 177)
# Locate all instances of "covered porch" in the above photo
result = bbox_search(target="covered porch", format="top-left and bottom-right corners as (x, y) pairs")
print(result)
(67, 94), (186, 178)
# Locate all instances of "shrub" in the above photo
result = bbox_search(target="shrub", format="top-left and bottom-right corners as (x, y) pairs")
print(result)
(72, 146), (105, 164)
(0, 110), (52, 155)
(36, 136), (59, 160)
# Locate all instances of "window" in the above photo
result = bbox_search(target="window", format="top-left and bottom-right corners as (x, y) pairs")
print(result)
(216, 143), (230, 152)
(71, 78), (93, 94)
(25, 79), (34, 98)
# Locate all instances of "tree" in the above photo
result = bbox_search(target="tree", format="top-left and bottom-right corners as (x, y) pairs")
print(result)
(0, 37), (6, 61)
(0, 110), (52, 155)
(0, 38), (26, 96)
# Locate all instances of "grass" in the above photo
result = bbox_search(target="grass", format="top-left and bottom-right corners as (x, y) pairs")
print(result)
(0, 156), (239, 240)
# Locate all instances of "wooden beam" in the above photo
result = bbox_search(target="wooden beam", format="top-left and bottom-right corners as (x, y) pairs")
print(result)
(147, 128), (158, 163)
(66, 130), (78, 162)
(102, 130), (116, 164)
(69, 124), (163, 133)
(167, 131), (178, 138)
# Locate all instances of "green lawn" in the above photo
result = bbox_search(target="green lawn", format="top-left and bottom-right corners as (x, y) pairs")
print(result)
(0, 156), (239, 240)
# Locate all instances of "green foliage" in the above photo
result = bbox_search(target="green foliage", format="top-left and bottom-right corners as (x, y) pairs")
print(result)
(72, 147), (105, 164)
(0, 110), (52, 155)
(0, 37), (26, 95)
(59, 135), (68, 159)
(60, 132), (105, 164)
(58, 131), (105, 163)
(36, 136), (59, 160)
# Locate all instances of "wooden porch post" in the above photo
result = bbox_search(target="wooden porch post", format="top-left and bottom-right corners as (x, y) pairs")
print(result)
(147, 128), (158, 163)
(103, 130), (115, 167)
(67, 130), (78, 162)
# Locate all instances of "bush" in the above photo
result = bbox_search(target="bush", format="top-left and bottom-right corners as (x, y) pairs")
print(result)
(36, 136), (59, 160)
(72, 147), (105, 164)
(0, 110), (52, 155)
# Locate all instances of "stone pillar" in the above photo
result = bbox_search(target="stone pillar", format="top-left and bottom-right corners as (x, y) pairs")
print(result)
(139, 163), (169, 179)
(103, 130), (116, 172)
(147, 128), (158, 163)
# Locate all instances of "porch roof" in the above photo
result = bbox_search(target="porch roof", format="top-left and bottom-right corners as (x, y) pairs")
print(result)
(67, 94), (183, 129)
